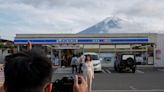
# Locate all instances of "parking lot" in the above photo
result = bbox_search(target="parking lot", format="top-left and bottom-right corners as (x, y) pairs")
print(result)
(52, 66), (164, 92)
(1, 65), (164, 92)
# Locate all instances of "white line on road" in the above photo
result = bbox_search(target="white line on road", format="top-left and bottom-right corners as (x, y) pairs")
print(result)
(102, 69), (107, 74)
(92, 89), (164, 92)
(129, 86), (137, 90)
(105, 69), (111, 74)
(136, 70), (144, 74)
(158, 69), (164, 72)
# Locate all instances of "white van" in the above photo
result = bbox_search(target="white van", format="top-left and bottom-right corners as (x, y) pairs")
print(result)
(83, 52), (102, 72)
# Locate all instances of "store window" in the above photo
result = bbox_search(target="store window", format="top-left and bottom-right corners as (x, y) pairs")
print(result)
(99, 45), (115, 66)
(84, 44), (99, 53)
(100, 45), (115, 52)
(116, 45), (131, 51)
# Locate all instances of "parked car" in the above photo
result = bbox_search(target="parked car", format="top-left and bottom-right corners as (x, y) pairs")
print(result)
(114, 54), (136, 73)
(83, 52), (102, 72)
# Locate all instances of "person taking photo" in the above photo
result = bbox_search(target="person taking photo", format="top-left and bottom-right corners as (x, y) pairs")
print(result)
(0, 49), (87, 92)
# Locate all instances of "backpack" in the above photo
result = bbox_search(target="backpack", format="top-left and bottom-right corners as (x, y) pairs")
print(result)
(71, 57), (78, 65)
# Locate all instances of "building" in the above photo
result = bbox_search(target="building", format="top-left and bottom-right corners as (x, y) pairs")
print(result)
(14, 33), (164, 67)
(0, 38), (14, 63)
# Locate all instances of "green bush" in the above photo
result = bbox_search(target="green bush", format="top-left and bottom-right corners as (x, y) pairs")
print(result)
(0, 43), (3, 48)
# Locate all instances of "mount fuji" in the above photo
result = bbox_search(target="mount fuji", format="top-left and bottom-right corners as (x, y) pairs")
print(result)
(78, 17), (146, 34)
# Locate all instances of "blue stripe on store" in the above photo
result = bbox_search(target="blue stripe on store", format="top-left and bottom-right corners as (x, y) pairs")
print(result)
(14, 38), (149, 43)
(111, 38), (148, 42)
(78, 39), (93, 42)
(14, 39), (57, 43)
(14, 40), (27, 42)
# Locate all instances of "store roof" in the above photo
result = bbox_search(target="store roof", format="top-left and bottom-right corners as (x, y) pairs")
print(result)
(15, 33), (157, 38)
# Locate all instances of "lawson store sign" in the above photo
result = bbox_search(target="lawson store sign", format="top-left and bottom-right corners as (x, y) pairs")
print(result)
(14, 38), (149, 44)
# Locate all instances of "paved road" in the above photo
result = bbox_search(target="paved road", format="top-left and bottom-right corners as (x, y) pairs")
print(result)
(52, 67), (164, 92)
(1, 66), (163, 92)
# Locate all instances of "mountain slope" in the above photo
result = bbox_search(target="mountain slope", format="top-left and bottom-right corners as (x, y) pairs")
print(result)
(78, 17), (145, 34)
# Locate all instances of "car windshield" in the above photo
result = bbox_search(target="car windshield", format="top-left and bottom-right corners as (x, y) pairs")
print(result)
(90, 55), (99, 60)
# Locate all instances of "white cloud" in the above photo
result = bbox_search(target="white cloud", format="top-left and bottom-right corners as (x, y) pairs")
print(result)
(0, 0), (164, 40)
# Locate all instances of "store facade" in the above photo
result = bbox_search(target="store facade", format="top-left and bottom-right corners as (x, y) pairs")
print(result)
(14, 33), (157, 67)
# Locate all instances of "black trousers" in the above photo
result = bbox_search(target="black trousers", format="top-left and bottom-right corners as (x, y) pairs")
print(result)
(79, 63), (83, 73)
(72, 65), (77, 74)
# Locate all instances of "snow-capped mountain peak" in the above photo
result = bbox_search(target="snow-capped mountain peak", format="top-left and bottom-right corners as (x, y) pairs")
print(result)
(78, 16), (144, 34)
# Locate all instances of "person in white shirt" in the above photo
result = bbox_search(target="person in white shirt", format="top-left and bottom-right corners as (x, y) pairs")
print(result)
(79, 53), (85, 73)
(82, 54), (94, 92)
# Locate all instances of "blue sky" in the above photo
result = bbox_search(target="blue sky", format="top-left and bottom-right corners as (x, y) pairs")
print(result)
(0, 0), (164, 40)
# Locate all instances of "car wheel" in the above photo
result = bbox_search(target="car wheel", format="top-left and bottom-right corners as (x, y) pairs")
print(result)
(118, 68), (122, 73)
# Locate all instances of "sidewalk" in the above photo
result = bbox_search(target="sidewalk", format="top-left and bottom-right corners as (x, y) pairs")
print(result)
(101, 62), (155, 68)
(54, 67), (72, 73)
(52, 65), (60, 69)
(102, 64), (155, 68)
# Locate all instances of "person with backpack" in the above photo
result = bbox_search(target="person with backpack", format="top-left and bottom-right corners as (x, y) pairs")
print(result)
(71, 54), (79, 74)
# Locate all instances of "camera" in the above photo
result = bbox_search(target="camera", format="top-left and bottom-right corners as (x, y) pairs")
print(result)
(52, 76), (81, 92)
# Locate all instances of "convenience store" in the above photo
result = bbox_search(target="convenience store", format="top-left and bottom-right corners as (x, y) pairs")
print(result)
(14, 33), (164, 67)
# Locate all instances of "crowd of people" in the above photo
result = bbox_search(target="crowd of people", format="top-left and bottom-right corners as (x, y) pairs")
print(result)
(0, 49), (88, 92)
(0, 48), (95, 92)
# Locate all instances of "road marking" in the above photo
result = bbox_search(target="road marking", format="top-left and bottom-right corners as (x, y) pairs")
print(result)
(102, 69), (107, 74)
(136, 70), (144, 74)
(92, 89), (164, 92)
(158, 69), (164, 72)
(102, 68), (111, 74)
(105, 69), (111, 74)
(129, 86), (137, 90)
